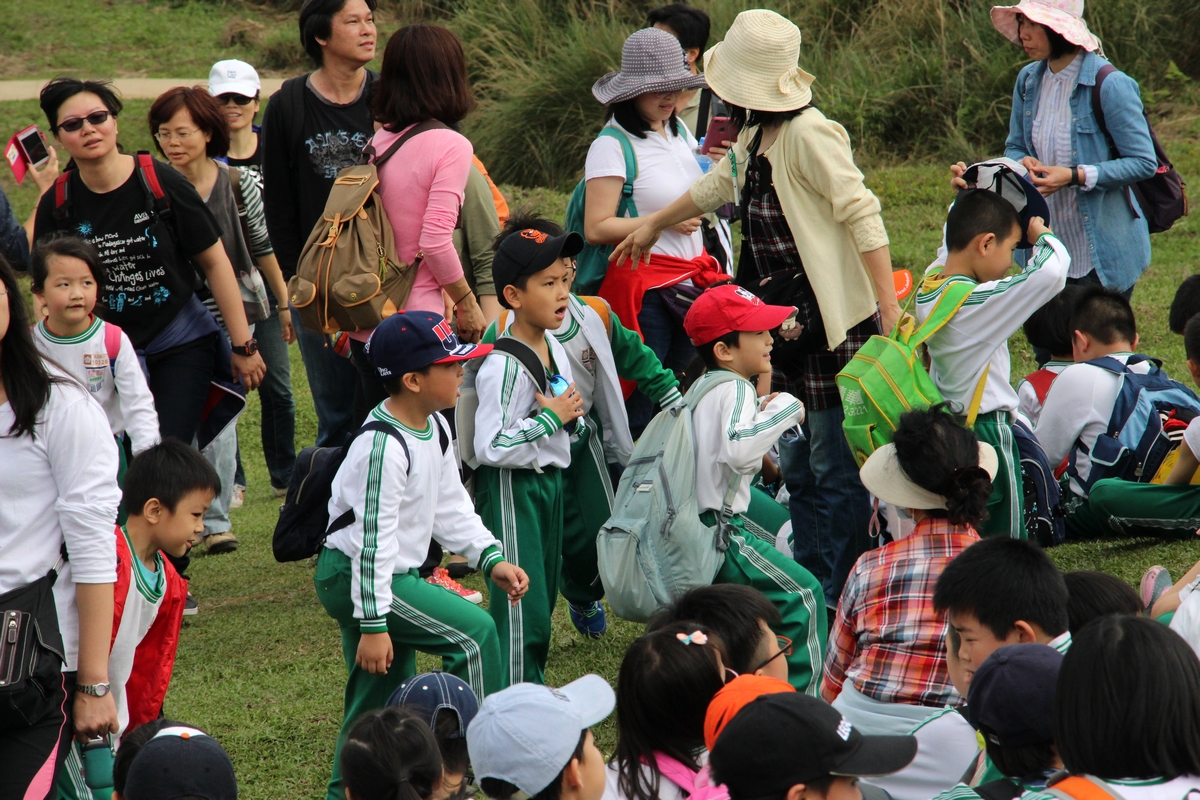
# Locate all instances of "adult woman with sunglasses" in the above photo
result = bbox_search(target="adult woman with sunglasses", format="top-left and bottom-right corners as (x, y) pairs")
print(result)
(33, 78), (266, 448)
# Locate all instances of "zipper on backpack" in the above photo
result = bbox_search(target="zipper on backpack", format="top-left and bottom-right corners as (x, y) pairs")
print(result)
(0, 611), (21, 685)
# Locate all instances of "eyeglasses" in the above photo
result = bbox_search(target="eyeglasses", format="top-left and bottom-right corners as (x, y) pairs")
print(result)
(217, 93), (257, 106)
(751, 636), (793, 674)
(723, 667), (740, 685)
(153, 128), (202, 144)
(58, 110), (112, 133)
(548, 374), (570, 397)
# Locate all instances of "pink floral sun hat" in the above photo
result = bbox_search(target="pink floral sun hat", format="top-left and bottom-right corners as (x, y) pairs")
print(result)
(991, 0), (1102, 54)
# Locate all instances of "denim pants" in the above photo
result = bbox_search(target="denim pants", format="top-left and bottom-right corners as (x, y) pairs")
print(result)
(293, 311), (358, 447)
(255, 307), (297, 489)
(779, 404), (874, 608)
(200, 421), (237, 536)
(625, 289), (694, 436)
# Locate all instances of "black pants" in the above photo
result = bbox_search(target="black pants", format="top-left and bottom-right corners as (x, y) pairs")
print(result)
(0, 671), (73, 800)
(350, 338), (389, 427)
(146, 333), (218, 443)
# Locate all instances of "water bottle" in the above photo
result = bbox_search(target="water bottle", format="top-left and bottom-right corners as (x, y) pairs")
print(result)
(82, 735), (115, 800)
(694, 138), (714, 174)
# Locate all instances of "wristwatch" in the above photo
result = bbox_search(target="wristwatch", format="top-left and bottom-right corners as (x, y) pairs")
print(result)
(76, 682), (111, 697)
(231, 339), (258, 357)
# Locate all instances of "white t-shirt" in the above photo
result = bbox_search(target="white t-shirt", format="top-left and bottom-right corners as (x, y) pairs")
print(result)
(1015, 361), (1070, 428)
(1034, 353), (1152, 497)
(585, 120), (705, 260)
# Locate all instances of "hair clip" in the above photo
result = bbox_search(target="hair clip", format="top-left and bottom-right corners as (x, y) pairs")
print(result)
(677, 631), (708, 646)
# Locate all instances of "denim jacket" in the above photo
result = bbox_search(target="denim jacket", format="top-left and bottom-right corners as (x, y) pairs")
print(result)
(1005, 51), (1156, 291)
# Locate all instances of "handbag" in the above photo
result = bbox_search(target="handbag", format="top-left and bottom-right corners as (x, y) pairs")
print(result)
(0, 556), (67, 730)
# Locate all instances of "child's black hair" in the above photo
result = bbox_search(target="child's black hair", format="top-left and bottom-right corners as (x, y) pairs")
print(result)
(122, 439), (222, 516)
(1063, 571), (1142, 635)
(945, 189), (1021, 253)
(491, 211), (567, 310)
(1056, 615), (1200, 779)
(480, 731), (587, 800)
(381, 365), (432, 396)
(113, 718), (185, 795)
(695, 331), (742, 372)
(341, 706), (443, 800)
(1023, 285), (1084, 357)
(29, 233), (105, 294)
(433, 709), (470, 778)
(614, 622), (729, 800)
(1069, 286), (1137, 347)
(1184, 315), (1200, 364)
(892, 403), (993, 527)
(933, 538), (1069, 640)
(1168, 275), (1200, 335)
(647, 583), (782, 675)
(988, 740), (1059, 784)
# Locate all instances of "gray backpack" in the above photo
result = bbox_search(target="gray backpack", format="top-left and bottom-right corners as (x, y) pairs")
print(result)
(597, 370), (744, 623)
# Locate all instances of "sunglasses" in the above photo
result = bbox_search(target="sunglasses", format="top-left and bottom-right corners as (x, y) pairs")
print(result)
(751, 636), (794, 674)
(58, 110), (112, 133)
(217, 93), (257, 106)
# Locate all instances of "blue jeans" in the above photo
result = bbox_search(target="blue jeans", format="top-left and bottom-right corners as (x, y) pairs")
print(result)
(256, 307), (297, 488)
(293, 311), (358, 448)
(625, 289), (694, 436)
(779, 404), (873, 608)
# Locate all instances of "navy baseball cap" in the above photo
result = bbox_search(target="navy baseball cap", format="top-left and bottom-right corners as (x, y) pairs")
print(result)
(967, 643), (1063, 747)
(960, 157), (1051, 249)
(124, 726), (237, 800)
(364, 311), (492, 379)
(387, 671), (480, 738)
(493, 228), (585, 295)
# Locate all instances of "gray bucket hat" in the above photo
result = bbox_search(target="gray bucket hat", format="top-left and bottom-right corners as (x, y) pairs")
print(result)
(593, 27), (707, 105)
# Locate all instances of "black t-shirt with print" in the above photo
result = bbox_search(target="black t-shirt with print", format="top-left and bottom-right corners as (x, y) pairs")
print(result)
(226, 126), (263, 189)
(34, 160), (222, 348)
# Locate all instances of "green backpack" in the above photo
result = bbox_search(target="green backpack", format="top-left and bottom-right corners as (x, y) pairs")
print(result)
(564, 127), (638, 295)
(836, 270), (988, 467)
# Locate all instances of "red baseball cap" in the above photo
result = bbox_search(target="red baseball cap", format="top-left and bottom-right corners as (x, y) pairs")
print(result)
(683, 284), (797, 346)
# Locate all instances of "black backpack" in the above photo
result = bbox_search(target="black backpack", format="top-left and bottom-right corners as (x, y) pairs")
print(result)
(1012, 418), (1067, 547)
(272, 417), (449, 563)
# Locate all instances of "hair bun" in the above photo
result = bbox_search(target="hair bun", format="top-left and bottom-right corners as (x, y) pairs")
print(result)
(943, 465), (992, 527)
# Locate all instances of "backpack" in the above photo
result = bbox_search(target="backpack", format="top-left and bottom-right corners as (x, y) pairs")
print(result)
(272, 417), (450, 562)
(104, 320), (122, 378)
(1068, 355), (1200, 496)
(654, 754), (730, 800)
(836, 276), (985, 467)
(288, 120), (445, 335)
(1012, 418), (1067, 547)
(1094, 64), (1188, 234)
(596, 369), (743, 624)
(1045, 775), (1130, 800)
(564, 127), (638, 295)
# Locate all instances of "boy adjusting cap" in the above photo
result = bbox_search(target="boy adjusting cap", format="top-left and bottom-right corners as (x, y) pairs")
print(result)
(684, 283), (797, 346)
(388, 670), (479, 738)
(468, 674), (614, 796)
(365, 311), (492, 379)
(493, 228), (585, 294)
(710, 693), (917, 798)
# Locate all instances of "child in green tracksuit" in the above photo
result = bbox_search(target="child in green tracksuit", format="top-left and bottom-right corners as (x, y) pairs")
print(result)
(483, 214), (683, 639)
(683, 283), (828, 695)
(316, 311), (529, 800)
(473, 225), (588, 686)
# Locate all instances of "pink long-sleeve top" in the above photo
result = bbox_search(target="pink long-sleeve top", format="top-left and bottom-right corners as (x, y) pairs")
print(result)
(357, 124), (472, 335)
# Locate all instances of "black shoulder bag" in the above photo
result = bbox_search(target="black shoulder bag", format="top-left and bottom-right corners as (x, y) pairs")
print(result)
(0, 551), (67, 730)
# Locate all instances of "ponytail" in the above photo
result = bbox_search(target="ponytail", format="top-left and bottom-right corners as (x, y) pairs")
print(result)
(941, 465), (993, 528)
(341, 707), (443, 800)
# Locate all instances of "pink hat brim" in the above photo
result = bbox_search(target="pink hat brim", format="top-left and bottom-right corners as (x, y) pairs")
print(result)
(990, 2), (1101, 52)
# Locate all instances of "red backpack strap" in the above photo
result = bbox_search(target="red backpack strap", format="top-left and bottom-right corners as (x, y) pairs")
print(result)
(1026, 368), (1059, 404)
(103, 321), (122, 376)
(135, 152), (165, 200)
(53, 171), (72, 222)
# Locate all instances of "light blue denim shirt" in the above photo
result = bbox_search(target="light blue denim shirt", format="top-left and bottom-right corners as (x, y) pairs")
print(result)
(1005, 51), (1157, 292)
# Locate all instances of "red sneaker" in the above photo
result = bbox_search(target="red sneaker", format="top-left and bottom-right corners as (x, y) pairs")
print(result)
(427, 567), (483, 604)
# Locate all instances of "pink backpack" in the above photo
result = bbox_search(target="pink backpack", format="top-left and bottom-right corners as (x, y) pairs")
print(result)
(104, 321), (122, 378)
(654, 754), (729, 800)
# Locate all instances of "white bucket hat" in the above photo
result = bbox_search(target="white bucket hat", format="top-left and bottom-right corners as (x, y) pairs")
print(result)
(860, 441), (999, 511)
(991, 0), (1102, 54)
(593, 27), (707, 105)
(703, 9), (816, 113)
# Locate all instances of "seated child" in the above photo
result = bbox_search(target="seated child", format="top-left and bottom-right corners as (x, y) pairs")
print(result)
(703, 674), (796, 752)
(469, 675), (613, 800)
(823, 405), (994, 735)
(647, 584), (791, 683)
(486, 213), (683, 639)
(683, 284), (827, 694)
(30, 233), (159, 458)
(388, 672), (480, 800)
(473, 226), (586, 685)
(1085, 313), (1200, 537)
(605, 623), (730, 800)
(340, 706), (444, 800)
(917, 190), (1067, 538)
(121, 724), (237, 800)
(1017, 285), (1083, 427)
(932, 644), (1065, 800)
(316, 311), (529, 800)
(709, 693), (918, 800)
(1063, 571), (1142, 635)
(1141, 560), (1200, 660)
(1168, 274), (1200, 335)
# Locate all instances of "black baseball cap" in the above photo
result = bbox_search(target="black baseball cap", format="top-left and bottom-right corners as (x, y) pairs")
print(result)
(960, 157), (1051, 249)
(387, 671), (480, 738)
(967, 643), (1063, 748)
(124, 726), (237, 800)
(493, 228), (585, 296)
(364, 311), (492, 380)
(710, 693), (917, 799)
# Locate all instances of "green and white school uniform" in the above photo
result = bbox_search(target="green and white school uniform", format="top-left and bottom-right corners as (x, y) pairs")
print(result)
(917, 232), (1071, 539)
(317, 405), (507, 800)
(473, 333), (577, 686)
(691, 370), (827, 695)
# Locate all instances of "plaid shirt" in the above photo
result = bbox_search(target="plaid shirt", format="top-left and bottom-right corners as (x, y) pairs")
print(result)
(821, 518), (981, 707)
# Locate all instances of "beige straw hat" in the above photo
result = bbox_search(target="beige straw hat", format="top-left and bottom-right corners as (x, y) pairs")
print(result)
(860, 442), (999, 511)
(991, 0), (1102, 54)
(702, 9), (816, 113)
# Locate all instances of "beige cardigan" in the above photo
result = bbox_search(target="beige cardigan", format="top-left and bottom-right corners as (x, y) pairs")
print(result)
(689, 108), (888, 351)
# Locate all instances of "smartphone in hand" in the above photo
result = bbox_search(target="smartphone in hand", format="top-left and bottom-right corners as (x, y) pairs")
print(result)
(701, 116), (738, 155)
(15, 125), (50, 168)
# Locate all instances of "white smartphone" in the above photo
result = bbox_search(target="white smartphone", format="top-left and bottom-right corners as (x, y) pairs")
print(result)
(15, 125), (50, 169)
